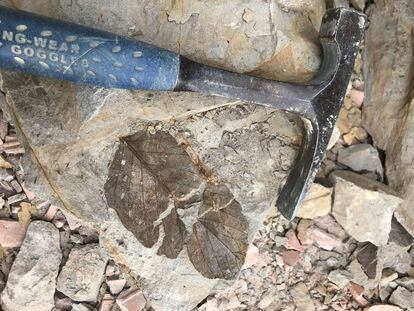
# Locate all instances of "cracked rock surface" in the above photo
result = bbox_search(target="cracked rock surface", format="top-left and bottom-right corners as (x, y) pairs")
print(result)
(0, 1), (316, 303)
(0, 221), (61, 311)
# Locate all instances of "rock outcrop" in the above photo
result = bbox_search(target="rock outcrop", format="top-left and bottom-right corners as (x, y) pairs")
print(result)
(363, 0), (414, 236)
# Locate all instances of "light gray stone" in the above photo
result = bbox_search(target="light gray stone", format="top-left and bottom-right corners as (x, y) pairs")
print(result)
(332, 176), (402, 246)
(389, 286), (414, 310)
(337, 144), (383, 179)
(328, 269), (353, 288)
(57, 244), (108, 303)
(396, 277), (414, 292)
(0, 221), (61, 311)
(71, 304), (92, 311)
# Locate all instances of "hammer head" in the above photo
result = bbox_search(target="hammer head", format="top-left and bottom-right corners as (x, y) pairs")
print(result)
(276, 9), (366, 219)
(177, 8), (366, 220)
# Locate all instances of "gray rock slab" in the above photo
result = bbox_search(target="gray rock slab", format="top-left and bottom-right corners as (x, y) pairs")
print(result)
(57, 244), (108, 303)
(332, 175), (403, 246)
(337, 144), (383, 178)
(389, 286), (414, 310)
(0, 221), (61, 311)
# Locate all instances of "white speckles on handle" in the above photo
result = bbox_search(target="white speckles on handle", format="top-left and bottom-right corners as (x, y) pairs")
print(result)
(16, 25), (27, 32)
(87, 70), (96, 77)
(66, 35), (77, 42)
(113, 61), (123, 68)
(133, 51), (143, 58)
(90, 41), (100, 48)
(14, 57), (25, 65)
(92, 57), (102, 63)
(130, 78), (139, 84)
(39, 61), (50, 70)
(134, 66), (144, 72)
(63, 66), (74, 74)
(108, 74), (117, 81)
(112, 46), (122, 53)
(41, 30), (53, 37)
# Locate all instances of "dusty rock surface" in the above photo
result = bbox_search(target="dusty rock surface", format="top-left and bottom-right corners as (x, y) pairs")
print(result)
(297, 183), (332, 219)
(0, 3), (323, 309)
(0, 1), (414, 311)
(0, 221), (61, 311)
(57, 243), (108, 303)
(331, 175), (402, 246)
(363, 0), (414, 237)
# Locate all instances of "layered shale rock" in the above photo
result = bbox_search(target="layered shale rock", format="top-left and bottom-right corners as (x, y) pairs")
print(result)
(0, 0), (321, 309)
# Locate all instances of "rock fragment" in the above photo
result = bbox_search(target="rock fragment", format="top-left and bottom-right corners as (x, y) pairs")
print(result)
(337, 144), (383, 179)
(389, 286), (414, 310)
(107, 279), (127, 295)
(0, 221), (61, 311)
(72, 304), (92, 311)
(347, 89), (364, 108)
(100, 294), (115, 311)
(57, 243), (108, 303)
(365, 305), (403, 311)
(116, 289), (147, 311)
(0, 220), (28, 248)
(332, 175), (402, 246)
(346, 282), (369, 306)
(328, 270), (353, 288)
(285, 229), (304, 252)
(243, 244), (260, 269)
(311, 227), (343, 251)
(282, 250), (300, 266)
(257, 288), (282, 310)
(297, 183), (332, 219)
(290, 282), (315, 311)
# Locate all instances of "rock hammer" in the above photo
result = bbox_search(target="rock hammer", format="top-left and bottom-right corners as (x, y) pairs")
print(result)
(0, 6), (365, 219)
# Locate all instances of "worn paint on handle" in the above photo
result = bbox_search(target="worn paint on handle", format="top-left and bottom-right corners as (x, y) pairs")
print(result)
(0, 6), (180, 90)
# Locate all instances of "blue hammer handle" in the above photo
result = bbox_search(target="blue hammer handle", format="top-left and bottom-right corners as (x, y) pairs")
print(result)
(0, 6), (180, 90)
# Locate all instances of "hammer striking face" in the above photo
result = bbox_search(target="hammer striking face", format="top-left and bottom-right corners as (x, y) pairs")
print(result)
(0, 6), (365, 219)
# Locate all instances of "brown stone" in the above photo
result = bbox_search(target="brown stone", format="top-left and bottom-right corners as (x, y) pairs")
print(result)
(116, 289), (147, 311)
(347, 282), (369, 307)
(297, 219), (314, 246)
(311, 227), (343, 251)
(100, 294), (115, 311)
(282, 250), (300, 266)
(313, 215), (348, 241)
(285, 229), (305, 252)
(291, 282), (315, 311)
(297, 183), (332, 219)
(42, 205), (58, 221)
(0, 220), (28, 248)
